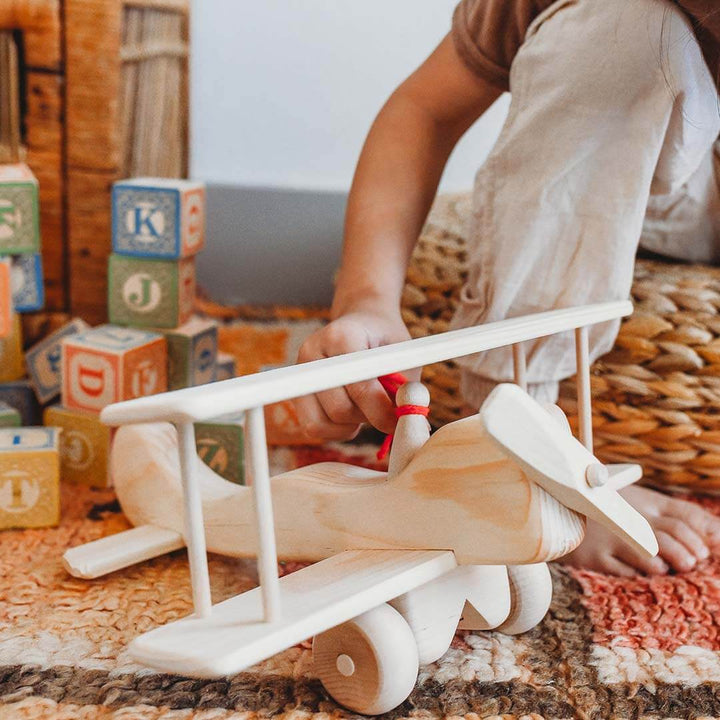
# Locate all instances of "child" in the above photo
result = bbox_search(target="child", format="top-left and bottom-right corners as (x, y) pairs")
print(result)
(294, 0), (720, 576)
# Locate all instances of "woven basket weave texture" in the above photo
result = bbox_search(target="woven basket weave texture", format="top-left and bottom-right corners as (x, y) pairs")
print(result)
(402, 193), (720, 493)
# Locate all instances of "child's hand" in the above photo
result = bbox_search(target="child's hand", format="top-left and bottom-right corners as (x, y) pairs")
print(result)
(294, 310), (412, 441)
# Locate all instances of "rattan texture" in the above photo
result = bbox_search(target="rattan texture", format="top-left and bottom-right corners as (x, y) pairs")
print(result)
(402, 194), (720, 493)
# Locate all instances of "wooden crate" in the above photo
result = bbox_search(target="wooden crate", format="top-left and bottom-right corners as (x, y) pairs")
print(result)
(0, 0), (189, 324)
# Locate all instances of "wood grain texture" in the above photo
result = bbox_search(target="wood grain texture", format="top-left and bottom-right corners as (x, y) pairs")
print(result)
(63, 524), (185, 578)
(0, 0), (62, 70)
(313, 603), (419, 714)
(64, 0), (121, 321)
(129, 549), (455, 678)
(25, 71), (65, 310)
(109, 418), (586, 565)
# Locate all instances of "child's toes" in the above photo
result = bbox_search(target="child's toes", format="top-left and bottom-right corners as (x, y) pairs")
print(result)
(653, 516), (709, 561)
(655, 530), (698, 572)
(664, 498), (720, 547)
(615, 547), (668, 576)
(603, 555), (638, 578)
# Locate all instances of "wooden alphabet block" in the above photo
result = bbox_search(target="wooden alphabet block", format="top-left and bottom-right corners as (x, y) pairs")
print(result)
(0, 427), (60, 529)
(108, 254), (195, 329)
(0, 402), (20, 427)
(160, 316), (218, 390)
(0, 164), (40, 255)
(215, 351), (237, 381)
(0, 259), (11, 338)
(195, 413), (245, 485)
(0, 381), (42, 425)
(10, 253), (44, 312)
(25, 318), (89, 404)
(61, 325), (167, 413)
(112, 177), (205, 259)
(44, 405), (112, 488)
(0, 314), (23, 382)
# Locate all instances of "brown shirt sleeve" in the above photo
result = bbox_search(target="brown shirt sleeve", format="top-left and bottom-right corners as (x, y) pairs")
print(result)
(452, 0), (542, 90)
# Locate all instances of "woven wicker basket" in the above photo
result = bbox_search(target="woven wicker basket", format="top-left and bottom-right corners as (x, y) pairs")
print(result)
(403, 193), (720, 493)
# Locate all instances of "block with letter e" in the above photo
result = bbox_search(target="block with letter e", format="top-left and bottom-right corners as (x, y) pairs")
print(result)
(0, 427), (60, 529)
(160, 316), (218, 390)
(108, 254), (195, 329)
(112, 177), (205, 259)
(44, 405), (112, 488)
(0, 164), (40, 255)
(61, 324), (167, 413)
(25, 318), (89, 404)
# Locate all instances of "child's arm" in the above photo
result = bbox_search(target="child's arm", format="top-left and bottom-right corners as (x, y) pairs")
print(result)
(295, 34), (501, 440)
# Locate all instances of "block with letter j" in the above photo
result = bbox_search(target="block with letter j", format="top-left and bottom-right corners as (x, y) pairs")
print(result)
(108, 254), (195, 329)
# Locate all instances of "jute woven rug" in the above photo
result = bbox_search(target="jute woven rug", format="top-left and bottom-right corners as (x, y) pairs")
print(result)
(4, 316), (720, 719)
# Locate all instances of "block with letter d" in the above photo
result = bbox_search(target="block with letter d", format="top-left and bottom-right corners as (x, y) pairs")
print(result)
(44, 405), (112, 488)
(61, 324), (167, 413)
(0, 164), (40, 255)
(0, 427), (60, 529)
(112, 177), (205, 259)
(108, 254), (195, 329)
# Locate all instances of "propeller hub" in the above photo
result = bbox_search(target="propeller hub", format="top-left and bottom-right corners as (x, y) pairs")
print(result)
(585, 463), (609, 488)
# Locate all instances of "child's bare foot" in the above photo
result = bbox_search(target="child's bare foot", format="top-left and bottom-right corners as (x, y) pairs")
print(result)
(563, 485), (720, 576)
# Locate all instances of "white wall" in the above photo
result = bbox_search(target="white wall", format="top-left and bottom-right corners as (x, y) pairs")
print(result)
(191, 0), (509, 193)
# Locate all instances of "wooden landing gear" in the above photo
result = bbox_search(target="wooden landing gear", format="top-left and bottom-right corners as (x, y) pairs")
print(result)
(497, 563), (553, 635)
(313, 603), (419, 714)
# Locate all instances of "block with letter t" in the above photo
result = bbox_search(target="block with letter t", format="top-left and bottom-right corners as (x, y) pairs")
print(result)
(61, 324), (167, 413)
(108, 254), (195, 329)
(112, 177), (205, 259)
(0, 164), (40, 254)
(0, 427), (60, 529)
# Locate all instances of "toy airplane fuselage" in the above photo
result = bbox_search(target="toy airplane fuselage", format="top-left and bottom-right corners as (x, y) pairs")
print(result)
(61, 302), (657, 715)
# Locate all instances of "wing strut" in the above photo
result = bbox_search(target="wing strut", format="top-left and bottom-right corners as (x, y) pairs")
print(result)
(574, 326), (593, 452)
(177, 422), (212, 617)
(246, 406), (281, 620)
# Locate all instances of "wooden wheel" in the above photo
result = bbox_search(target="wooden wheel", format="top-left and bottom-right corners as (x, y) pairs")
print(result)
(496, 563), (553, 635)
(313, 603), (419, 714)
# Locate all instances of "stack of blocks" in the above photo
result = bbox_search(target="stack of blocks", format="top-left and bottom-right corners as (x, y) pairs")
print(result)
(0, 173), (247, 531)
(0, 164), (44, 383)
(0, 163), (61, 529)
(107, 178), (245, 483)
(48, 324), (168, 489)
(109, 178), (204, 329)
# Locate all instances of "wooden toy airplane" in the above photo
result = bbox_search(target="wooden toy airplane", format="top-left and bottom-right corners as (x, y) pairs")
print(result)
(62, 301), (658, 715)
